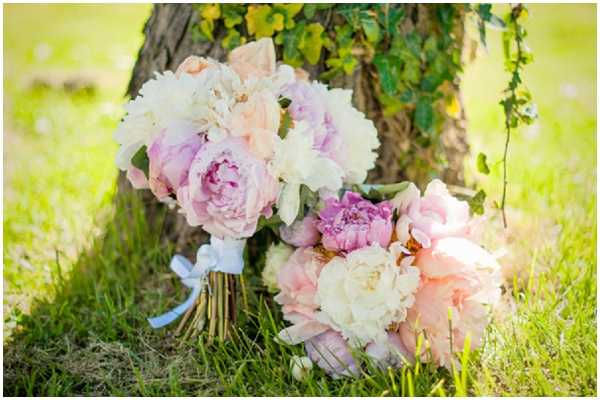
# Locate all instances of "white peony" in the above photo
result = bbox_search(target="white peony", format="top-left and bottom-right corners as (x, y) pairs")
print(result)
(315, 244), (420, 347)
(270, 121), (344, 225)
(114, 64), (245, 170)
(262, 242), (294, 292)
(324, 88), (380, 184)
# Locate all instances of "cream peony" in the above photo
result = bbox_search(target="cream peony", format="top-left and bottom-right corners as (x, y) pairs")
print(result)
(315, 245), (420, 347)
(262, 242), (294, 292)
(324, 88), (380, 184)
(271, 121), (344, 225)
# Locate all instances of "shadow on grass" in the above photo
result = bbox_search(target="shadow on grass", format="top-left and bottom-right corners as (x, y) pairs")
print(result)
(3, 188), (456, 396)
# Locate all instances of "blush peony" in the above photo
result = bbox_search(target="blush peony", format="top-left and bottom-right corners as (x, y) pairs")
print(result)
(177, 137), (279, 239)
(393, 180), (471, 248)
(275, 247), (326, 323)
(146, 121), (204, 201)
(276, 247), (330, 345)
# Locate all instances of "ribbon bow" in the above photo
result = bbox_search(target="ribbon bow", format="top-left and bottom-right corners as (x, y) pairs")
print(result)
(147, 236), (246, 329)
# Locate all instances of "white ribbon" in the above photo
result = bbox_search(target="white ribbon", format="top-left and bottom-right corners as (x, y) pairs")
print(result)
(147, 236), (246, 329)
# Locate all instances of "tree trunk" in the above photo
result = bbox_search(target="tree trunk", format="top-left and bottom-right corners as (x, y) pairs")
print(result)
(120, 4), (469, 253)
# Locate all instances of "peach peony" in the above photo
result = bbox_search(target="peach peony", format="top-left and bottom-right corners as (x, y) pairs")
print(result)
(399, 237), (502, 369)
(228, 38), (276, 81)
(227, 90), (280, 160)
(175, 55), (216, 77)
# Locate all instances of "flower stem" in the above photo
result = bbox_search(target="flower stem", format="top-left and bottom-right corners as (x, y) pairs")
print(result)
(224, 274), (230, 340)
(217, 272), (225, 341)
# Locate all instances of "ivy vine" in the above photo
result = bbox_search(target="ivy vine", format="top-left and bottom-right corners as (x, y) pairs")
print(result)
(190, 3), (536, 219)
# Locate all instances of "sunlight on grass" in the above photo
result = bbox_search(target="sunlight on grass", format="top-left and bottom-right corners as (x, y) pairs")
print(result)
(3, 4), (152, 331)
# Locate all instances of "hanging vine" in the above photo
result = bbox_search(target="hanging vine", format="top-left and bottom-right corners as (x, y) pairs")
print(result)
(499, 4), (537, 227)
(189, 3), (536, 219)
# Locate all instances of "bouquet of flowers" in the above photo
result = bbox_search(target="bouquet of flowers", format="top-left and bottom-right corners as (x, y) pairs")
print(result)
(114, 38), (380, 341)
(266, 180), (503, 377)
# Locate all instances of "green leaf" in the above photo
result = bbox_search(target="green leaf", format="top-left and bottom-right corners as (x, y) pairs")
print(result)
(360, 14), (381, 44)
(341, 54), (358, 75)
(199, 4), (221, 20)
(256, 213), (283, 233)
(273, 4), (303, 29)
(221, 29), (242, 51)
(477, 152), (490, 175)
(278, 111), (293, 139)
(281, 22), (305, 67)
(221, 4), (245, 28)
(352, 182), (410, 201)
(415, 97), (434, 133)
(303, 4), (317, 19)
(131, 146), (149, 178)
(377, 5), (405, 37)
(373, 54), (400, 95)
(477, 4), (493, 21)
(246, 5), (284, 38)
(278, 97), (291, 108)
(402, 58), (421, 85)
(198, 19), (215, 42)
(301, 23), (324, 65)
(467, 189), (486, 215)
(379, 94), (404, 117)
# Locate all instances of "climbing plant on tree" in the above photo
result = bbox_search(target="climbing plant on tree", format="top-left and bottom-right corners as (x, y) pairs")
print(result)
(187, 3), (535, 220)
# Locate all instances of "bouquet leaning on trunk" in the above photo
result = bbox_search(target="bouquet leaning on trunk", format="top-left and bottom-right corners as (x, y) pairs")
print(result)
(114, 38), (380, 342)
(115, 37), (503, 377)
(267, 181), (503, 377)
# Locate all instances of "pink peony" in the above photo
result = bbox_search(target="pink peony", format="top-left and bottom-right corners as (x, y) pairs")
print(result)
(317, 191), (393, 253)
(228, 38), (276, 81)
(147, 122), (204, 201)
(227, 90), (280, 160)
(275, 247), (325, 323)
(177, 137), (279, 239)
(305, 330), (359, 379)
(399, 237), (502, 369)
(393, 180), (470, 248)
(279, 213), (321, 247)
(126, 166), (149, 189)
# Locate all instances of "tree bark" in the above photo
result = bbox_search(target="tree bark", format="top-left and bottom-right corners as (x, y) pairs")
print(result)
(120, 4), (469, 252)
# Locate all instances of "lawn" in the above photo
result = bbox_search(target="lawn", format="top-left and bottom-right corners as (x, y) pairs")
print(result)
(3, 4), (597, 396)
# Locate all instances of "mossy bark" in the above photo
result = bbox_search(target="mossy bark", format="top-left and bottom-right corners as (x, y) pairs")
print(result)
(120, 4), (469, 252)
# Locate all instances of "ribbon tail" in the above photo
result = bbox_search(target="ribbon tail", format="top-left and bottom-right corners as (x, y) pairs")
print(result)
(147, 284), (203, 329)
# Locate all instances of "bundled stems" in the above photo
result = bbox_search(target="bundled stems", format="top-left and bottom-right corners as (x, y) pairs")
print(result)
(176, 271), (236, 345)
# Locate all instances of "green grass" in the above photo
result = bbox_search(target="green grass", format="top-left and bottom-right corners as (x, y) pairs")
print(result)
(3, 4), (597, 396)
